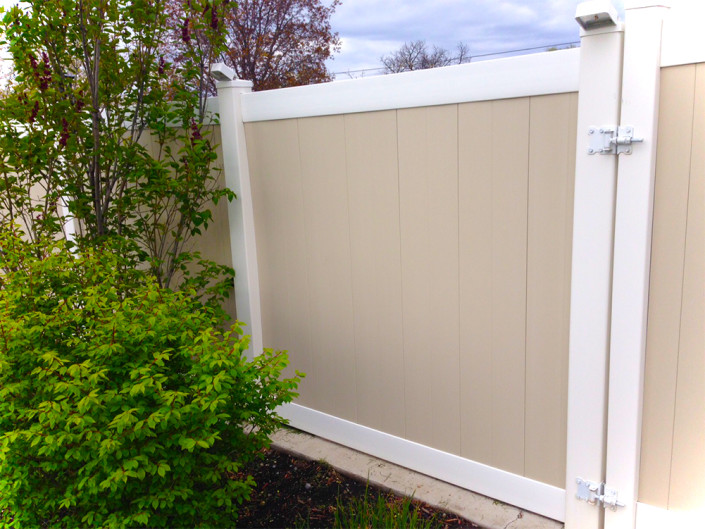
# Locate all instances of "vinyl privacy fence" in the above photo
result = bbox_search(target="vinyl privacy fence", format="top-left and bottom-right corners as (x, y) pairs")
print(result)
(207, 3), (705, 529)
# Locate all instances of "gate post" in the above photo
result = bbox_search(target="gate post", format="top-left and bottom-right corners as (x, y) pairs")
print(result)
(211, 64), (263, 360)
(604, 3), (670, 529)
(565, 3), (624, 528)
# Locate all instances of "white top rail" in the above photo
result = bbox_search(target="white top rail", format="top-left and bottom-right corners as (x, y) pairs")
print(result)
(240, 48), (580, 122)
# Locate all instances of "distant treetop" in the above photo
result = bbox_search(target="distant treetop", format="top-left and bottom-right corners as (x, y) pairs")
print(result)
(381, 40), (471, 74)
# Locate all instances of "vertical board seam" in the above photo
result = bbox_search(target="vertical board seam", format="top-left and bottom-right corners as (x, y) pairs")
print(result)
(395, 109), (408, 439)
(489, 101), (495, 464)
(342, 115), (360, 424)
(295, 117), (316, 408)
(456, 104), (463, 444)
(524, 97), (532, 477)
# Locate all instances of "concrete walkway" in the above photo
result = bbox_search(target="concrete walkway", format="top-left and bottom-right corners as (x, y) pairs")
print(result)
(270, 428), (564, 529)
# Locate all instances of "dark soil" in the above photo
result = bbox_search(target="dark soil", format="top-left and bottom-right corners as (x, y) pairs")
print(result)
(236, 448), (482, 529)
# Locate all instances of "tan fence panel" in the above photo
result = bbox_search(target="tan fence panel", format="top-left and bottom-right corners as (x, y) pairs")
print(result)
(641, 62), (705, 509)
(246, 95), (576, 489)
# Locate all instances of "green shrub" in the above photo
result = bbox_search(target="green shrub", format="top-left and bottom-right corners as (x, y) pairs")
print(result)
(0, 231), (301, 527)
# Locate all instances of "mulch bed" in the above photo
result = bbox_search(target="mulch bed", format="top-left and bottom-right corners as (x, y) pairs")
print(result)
(236, 448), (482, 528)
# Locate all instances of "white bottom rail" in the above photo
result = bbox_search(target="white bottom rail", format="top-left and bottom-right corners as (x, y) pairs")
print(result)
(277, 403), (566, 522)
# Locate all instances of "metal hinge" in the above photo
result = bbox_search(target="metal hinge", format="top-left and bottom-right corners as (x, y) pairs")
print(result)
(576, 478), (626, 511)
(588, 125), (644, 155)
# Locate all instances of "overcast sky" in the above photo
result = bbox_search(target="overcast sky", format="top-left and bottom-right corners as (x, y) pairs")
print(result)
(1, 1), (625, 75)
(326, 0), (625, 78)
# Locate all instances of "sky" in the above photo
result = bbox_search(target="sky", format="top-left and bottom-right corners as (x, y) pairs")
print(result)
(325, 0), (625, 79)
(0, 0), (626, 76)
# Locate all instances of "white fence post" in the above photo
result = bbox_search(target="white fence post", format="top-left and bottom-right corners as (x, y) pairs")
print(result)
(212, 66), (263, 359)
(604, 3), (670, 529)
(565, 3), (624, 528)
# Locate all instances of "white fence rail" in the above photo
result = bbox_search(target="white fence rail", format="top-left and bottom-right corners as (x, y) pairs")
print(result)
(240, 48), (579, 122)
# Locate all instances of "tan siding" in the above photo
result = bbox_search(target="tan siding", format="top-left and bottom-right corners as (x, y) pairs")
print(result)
(640, 65), (696, 507)
(668, 61), (705, 510)
(245, 120), (314, 403)
(297, 116), (358, 421)
(345, 111), (406, 436)
(398, 105), (461, 454)
(524, 93), (576, 487)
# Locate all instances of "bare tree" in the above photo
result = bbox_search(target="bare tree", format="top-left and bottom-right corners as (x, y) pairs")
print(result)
(456, 42), (472, 64)
(381, 40), (471, 73)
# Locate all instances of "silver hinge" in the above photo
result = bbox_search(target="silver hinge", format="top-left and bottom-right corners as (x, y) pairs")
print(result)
(588, 125), (644, 155)
(576, 478), (626, 511)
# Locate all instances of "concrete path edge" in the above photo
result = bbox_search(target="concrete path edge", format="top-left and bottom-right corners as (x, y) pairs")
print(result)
(270, 427), (564, 529)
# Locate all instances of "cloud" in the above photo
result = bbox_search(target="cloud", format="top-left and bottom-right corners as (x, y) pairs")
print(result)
(327, 0), (587, 75)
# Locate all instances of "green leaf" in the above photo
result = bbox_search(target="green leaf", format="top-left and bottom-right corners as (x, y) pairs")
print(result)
(181, 438), (196, 451)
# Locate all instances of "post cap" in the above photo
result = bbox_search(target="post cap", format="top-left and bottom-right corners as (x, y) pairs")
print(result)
(575, 0), (621, 31)
(211, 63), (237, 82)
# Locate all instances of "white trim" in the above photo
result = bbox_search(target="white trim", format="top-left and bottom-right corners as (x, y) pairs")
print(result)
(214, 79), (264, 359)
(564, 25), (624, 529)
(61, 201), (76, 245)
(604, 4), (668, 529)
(217, 80), (254, 90)
(660, 2), (705, 67)
(203, 97), (220, 125)
(241, 49), (579, 122)
(278, 403), (566, 522)
(635, 502), (705, 529)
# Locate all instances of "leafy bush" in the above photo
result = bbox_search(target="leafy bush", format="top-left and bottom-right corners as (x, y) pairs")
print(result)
(0, 230), (301, 527)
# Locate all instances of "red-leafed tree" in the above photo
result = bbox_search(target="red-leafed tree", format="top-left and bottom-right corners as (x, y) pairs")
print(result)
(224, 0), (341, 91)
(168, 0), (341, 92)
